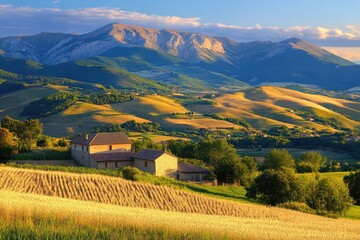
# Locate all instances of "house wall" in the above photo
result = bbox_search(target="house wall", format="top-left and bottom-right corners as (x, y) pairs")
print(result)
(155, 154), (178, 177)
(71, 144), (90, 167)
(178, 172), (208, 182)
(97, 160), (134, 169)
(134, 159), (156, 175)
(89, 144), (132, 154)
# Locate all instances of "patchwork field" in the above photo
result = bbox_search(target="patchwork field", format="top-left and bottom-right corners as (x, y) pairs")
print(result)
(0, 167), (360, 239)
(187, 86), (360, 130)
(42, 102), (148, 136)
(2, 85), (360, 136)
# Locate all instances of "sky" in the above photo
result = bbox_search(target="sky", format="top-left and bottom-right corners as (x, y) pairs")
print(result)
(1, 0), (360, 61)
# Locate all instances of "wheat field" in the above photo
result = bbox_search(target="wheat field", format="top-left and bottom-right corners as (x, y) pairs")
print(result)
(0, 166), (282, 218)
(1, 167), (360, 239)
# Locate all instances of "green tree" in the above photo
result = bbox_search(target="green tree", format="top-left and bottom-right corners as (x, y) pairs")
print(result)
(18, 119), (43, 151)
(246, 169), (304, 205)
(0, 127), (17, 162)
(344, 171), (360, 205)
(132, 138), (163, 152)
(263, 149), (295, 171)
(307, 177), (353, 215)
(296, 151), (327, 173)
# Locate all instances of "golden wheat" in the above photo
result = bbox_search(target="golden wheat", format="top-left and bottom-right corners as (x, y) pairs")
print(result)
(1, 190), (360, 240)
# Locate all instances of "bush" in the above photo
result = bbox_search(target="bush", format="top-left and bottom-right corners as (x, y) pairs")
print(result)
(121, 167), (142, 181)
(344, 171), (360, 205)
(58, 138), (70, 147)
(37, 136), (53, 148)
(277, 202), (315, 214)
(307, 177), (353, 215)
(247, 169), (304, 205)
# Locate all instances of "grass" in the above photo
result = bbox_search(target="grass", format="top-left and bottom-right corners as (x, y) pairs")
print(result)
(1, 180), (360, 239)
(346, 206), (360, 220)
(11, 149), (71, 160)
(0, 85), (62, 119)
(238, 148), (358, 164)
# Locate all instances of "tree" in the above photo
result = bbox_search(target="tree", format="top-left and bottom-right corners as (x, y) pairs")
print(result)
(0, 127), (17, 162)
(246, 169), (304, 205)
(1, 116), (43, 151)
(296, 151), (327, 173)
(18, 119), (43, 151)
(307, 177), (353, 215)
(344, 171), (360, 205)
(263, 149), (295, 171)
(132, 138), (163, 152)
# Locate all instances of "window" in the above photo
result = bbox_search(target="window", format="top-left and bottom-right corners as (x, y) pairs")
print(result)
(86, 147), (89, 152)
(105, 163), (108, 168)
(82, 146), (84, 151)
(115, 162), (118, 168)
(109, 145), (112, 150)
(144, 161), (148, 167)
(74, 145), (77, 149)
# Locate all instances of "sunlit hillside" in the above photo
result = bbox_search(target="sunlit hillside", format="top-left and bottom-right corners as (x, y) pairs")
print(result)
(188, 86), (360, 130)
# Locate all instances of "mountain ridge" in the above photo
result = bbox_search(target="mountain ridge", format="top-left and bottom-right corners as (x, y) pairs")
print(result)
(0, 22), (359, 91)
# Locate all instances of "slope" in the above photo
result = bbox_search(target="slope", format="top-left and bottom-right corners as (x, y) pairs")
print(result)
(41, 102), (149, 137)
(186, 86), (360, 130)
(0, 167), (360, 240)
(112, 95), (240, 130)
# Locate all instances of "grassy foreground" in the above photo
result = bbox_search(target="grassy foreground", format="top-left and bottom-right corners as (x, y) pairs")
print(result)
(1, 190), (360, 240)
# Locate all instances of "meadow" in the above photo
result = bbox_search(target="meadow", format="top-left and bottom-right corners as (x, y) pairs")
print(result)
(238, 148), (358, 164)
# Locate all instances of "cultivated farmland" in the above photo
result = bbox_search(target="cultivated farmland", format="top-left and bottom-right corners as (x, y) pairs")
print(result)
(0, 167), (360, 239)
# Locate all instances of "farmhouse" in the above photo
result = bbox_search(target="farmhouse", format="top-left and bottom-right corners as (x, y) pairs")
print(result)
(71, 132), (209, 180)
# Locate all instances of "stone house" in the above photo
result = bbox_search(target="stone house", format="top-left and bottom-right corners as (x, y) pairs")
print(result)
(71, 132), (209, 180)
(71, 132), (132, 168)
(177, 163), (210, 182)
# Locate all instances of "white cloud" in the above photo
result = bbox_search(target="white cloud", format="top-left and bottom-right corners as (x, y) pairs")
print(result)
(0, 4), (360, 47)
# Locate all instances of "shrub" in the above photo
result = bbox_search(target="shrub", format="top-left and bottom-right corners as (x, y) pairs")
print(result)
(307, 177), (353, 215)
(247, 169), (304, 205)
(277, 202), (315, 214)
(344, 171), (360, 205)
(58, 138), (70, 147)
(121, 167), (142, 181)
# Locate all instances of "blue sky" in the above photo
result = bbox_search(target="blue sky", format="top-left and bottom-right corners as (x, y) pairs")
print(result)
(1, 0), (360, 60)
(7, 0), (360, 28)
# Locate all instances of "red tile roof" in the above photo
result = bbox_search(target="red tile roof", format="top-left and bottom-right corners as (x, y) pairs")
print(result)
(71, 132), (132, 145)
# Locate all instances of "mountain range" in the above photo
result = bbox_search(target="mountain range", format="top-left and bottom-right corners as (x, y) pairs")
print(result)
(0, 22), (360, 91)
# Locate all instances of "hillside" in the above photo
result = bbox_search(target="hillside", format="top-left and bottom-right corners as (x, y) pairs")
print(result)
(0, 166), (360, 239)
(186, 86), (360, 130)
(1, 85), (360, 136)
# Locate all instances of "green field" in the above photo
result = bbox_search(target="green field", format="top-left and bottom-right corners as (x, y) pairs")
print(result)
(238, 148), (358, 164)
